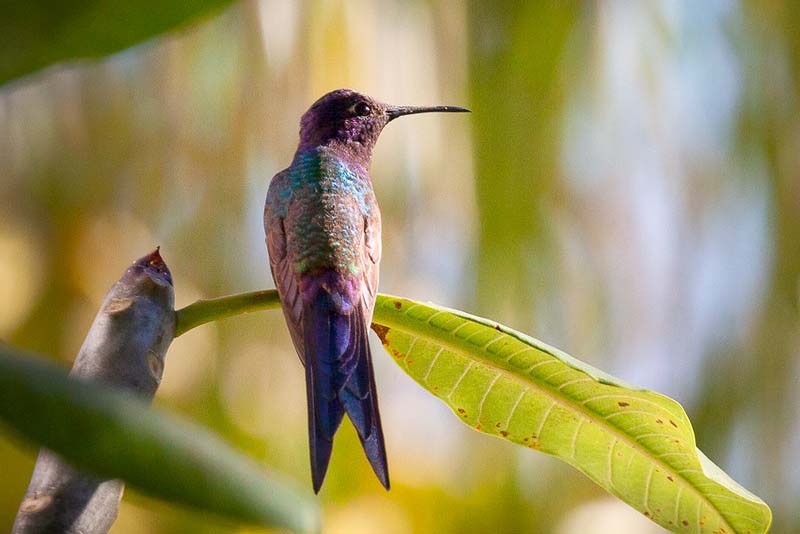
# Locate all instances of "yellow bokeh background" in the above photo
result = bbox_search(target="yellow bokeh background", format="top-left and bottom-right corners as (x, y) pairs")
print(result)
(1, 1), (798, 533)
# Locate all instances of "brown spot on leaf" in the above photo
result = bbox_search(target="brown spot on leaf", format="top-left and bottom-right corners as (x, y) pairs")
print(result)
(390, 349), (404, 359)
(495, 422), (502, 428)
(644, 511), (650, 517)
(393, 301), (402, 310)
(475, 424), (481, 430)
(667, 476), (674, 482)
(618, 401), (630, 407)
(494, 324), (502, 331)
(457, 408), (466, 415)
(670, 419), (678, 428)
(656, 418), (664, 424)
(682, 520), (689, 526)
(371, 324), (390, 343)
(499, 430), (509, 437)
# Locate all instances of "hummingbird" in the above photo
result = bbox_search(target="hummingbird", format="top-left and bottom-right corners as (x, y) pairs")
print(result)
(264, 89), (468, 493)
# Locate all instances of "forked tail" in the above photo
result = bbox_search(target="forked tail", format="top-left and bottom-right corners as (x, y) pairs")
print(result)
(303, 291), (389, 493)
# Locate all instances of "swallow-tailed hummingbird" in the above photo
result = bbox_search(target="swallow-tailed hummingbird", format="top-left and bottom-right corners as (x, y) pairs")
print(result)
(264, 89), (468, 493)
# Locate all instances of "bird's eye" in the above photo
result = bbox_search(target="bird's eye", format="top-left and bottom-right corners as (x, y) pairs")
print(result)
(352, 102), (371, 116)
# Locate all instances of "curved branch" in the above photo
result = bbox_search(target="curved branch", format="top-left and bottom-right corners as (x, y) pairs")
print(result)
(174, 290), (282, 337)
(173, 290), (397, 337)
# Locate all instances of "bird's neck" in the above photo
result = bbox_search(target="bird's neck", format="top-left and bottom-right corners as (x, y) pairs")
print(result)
(292, 144), (371, 179)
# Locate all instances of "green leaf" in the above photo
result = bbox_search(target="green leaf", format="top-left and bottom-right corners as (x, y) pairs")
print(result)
(372, 295), (771, 534)
(0, 0), (234, 86)
(0, 346), (320, 534)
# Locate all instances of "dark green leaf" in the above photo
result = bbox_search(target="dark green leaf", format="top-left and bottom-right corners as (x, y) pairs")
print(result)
(0, 0), (235, 86)
(0, 346), (319, 533)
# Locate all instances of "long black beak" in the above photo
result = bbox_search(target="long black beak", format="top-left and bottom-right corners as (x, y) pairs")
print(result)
(386, 105), (470, 121)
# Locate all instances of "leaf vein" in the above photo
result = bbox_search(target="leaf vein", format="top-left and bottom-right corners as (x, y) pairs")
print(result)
(643, 464), (655, 513)
(674, 485), (683, 527)
(476, 373), (502, 423)
(504, 389), (526, 429)
(569, 419), (583, 459)
(557, 377), (593, 391)
(422, 346), (445, 385)
(446, 361), (475, 401)
(534, 401), (556, 439)
(607, 438), (617, 488)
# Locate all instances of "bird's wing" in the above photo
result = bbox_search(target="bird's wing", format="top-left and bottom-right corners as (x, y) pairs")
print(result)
(264, 169), (306, 362)
(360, 193), (382, 315)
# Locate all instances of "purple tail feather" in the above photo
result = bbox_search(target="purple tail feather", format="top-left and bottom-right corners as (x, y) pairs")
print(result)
(303, 291), (389, 493)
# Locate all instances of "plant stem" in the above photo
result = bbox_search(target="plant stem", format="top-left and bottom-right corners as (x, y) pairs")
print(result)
(173, 290), (408, 337)
(174, 290), (282, 337)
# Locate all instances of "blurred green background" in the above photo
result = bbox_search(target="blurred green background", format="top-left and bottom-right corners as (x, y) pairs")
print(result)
(1, 1), (798, 532)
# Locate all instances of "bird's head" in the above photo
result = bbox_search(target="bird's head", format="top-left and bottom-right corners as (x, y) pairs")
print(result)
(297, 88), (468, 165)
